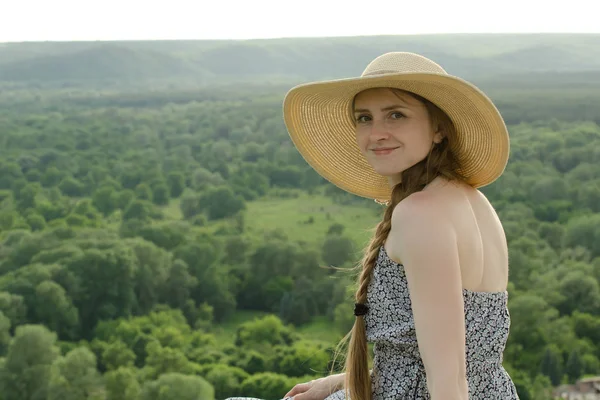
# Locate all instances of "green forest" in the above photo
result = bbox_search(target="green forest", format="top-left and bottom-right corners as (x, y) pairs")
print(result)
(0, 34), (599, 400)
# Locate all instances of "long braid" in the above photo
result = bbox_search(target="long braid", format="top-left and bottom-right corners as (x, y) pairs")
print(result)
(342, 184), (400, 400)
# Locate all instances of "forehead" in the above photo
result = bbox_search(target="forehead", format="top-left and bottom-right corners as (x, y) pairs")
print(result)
(353, 87), (421, 108)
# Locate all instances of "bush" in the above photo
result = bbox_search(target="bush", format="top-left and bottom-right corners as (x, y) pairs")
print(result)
(239, 372), (292, 400)
(204, 364), (250, 399)
(141, 373), (214, 400)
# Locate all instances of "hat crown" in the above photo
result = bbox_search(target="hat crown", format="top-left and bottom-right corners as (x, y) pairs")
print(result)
(361, 52), (447, 77)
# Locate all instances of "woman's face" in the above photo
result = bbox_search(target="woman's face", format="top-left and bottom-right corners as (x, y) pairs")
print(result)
(353, 88), (442, 186)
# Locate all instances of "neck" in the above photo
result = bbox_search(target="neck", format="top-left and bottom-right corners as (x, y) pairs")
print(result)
(387, 174), (402, 188)
(424, 175), (448, 190)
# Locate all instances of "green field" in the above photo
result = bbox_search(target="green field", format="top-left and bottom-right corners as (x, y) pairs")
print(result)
(164, 191), (381, 250)
(295, 316), (346, 344)
(243, 192), (380, 248)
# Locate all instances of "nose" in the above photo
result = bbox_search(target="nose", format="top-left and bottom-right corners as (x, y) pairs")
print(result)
(369, 119), (390, 141)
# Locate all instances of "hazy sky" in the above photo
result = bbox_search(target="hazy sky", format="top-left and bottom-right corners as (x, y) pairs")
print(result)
(1, 0), (597, 42)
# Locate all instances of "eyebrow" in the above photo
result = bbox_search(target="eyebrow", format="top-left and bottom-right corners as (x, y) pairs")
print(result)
(353, 105), (409, 113)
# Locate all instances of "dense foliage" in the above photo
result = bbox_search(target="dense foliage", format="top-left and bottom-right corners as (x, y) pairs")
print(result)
(1, 35), (599, 400)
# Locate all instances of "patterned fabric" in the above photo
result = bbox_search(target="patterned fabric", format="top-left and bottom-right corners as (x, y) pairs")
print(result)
(324, 246), (519, 399)
(226, 246), (519, 400)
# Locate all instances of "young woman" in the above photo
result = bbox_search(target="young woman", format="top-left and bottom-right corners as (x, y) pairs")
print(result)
(227, 52), (519, 399)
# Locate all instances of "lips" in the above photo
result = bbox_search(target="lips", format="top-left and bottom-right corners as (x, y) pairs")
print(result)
(371, 147), (399, 155)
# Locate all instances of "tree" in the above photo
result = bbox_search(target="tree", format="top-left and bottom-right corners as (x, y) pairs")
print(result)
(327, 223), (346, 236)
(135, 183), (153, 201)
(269, 166), (303, 188)
(127, 238), (173, 315)
(104, 367), (141, 400)
(540, 346), (563, 386)
(41, 167), (64, 188)
(239, 372), (293, 400)
(333, 285), (358, 335)
(65, 245), (138, 337)
(92, 186), (117, 216)
(531, 374), (553, 400)
(190, 167), (225, 191)
(234, 315), (296, 349)
(557, 270), (600, 315)
(26, 213), (46, 231)
(47, 347), (103, 400)
(114, 189), (135, 210)
(162, 259), (197, 310)
(322, 234), (355, 267)
(566, 349), (584, 383)
(16, 183), (38, 211)
(58, 178), (86, 197)
(0, 292), (27, 330)
(179, 190), (203, 219)
(199, 186), (246, 220)
(141, 373), (214, 400)
(505, 295), (558, 373)
(122, 199), (152, 221)
(564, 214), (600, 258)
(0, 311), (11, 356)
(33, 281), (79, 340)
(572, 311), (600, 345)
(142, 341), (193, 380)
(273, 340), (331, 378)
(152, 182), (170, 205)
(0, 162), (23, 190)
(167, 172), (185, 198)
(204, 364), (249, 399)
(101, 340), (136, 371)
(0, 324), (60, 400)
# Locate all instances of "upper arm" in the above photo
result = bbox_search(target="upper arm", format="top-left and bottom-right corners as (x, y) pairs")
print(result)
(389, 196), (468, 398)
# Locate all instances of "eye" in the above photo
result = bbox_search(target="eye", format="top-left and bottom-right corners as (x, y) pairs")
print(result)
(390, 112), (405, 119)
(355, 114), (371, 123)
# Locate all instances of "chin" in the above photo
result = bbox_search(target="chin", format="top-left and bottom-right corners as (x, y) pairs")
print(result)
(372, 164), (405, 176)
(375, 170), (404, 184)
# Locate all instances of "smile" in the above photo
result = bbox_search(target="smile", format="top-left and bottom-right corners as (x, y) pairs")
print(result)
(372, 147), (399, 156)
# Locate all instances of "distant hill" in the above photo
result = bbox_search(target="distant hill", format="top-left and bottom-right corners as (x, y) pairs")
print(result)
(0, 43), (212, 82)
(0, 34), (599, 85)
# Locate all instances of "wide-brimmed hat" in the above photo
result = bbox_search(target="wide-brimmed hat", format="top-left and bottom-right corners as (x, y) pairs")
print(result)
(282, 52), (509, 203)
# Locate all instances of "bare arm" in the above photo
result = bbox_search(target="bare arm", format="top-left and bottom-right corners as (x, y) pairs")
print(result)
(284, 373), (345, 400)
(389, 195), (469, 400)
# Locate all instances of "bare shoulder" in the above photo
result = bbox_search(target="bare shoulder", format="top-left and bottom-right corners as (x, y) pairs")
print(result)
(391, 189), (452, 230)
(386, 190), (455, 263)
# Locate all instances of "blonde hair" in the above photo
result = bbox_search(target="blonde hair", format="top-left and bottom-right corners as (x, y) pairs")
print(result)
(334, 88), (466, 400)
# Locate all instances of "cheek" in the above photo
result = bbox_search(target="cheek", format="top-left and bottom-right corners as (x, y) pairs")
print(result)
(397, 124), (432, 147)
(406, 135), (433, 159)
(355, 131), (368, 151)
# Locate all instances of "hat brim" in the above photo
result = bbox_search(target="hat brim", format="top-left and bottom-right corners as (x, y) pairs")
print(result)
(282, 72), (509, 202)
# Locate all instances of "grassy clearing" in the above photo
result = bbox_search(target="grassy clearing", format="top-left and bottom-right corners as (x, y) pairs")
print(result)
(295, 316), (345, 345)
(162, 199), (183, 220)
(243, 192), (380, 249)
(163, 191), (381, 249)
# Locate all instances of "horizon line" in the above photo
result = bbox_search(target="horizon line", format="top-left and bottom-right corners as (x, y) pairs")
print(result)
(1, 31), (599, 44)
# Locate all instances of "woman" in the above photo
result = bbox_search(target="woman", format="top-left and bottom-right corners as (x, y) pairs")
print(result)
(227, 52), (519, 399)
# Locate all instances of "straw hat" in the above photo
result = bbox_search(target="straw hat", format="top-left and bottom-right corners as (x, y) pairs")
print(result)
(282, 52), (509, 203)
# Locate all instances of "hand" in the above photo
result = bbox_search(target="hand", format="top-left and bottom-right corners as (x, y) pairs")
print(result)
(283, 374), (344, 400)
